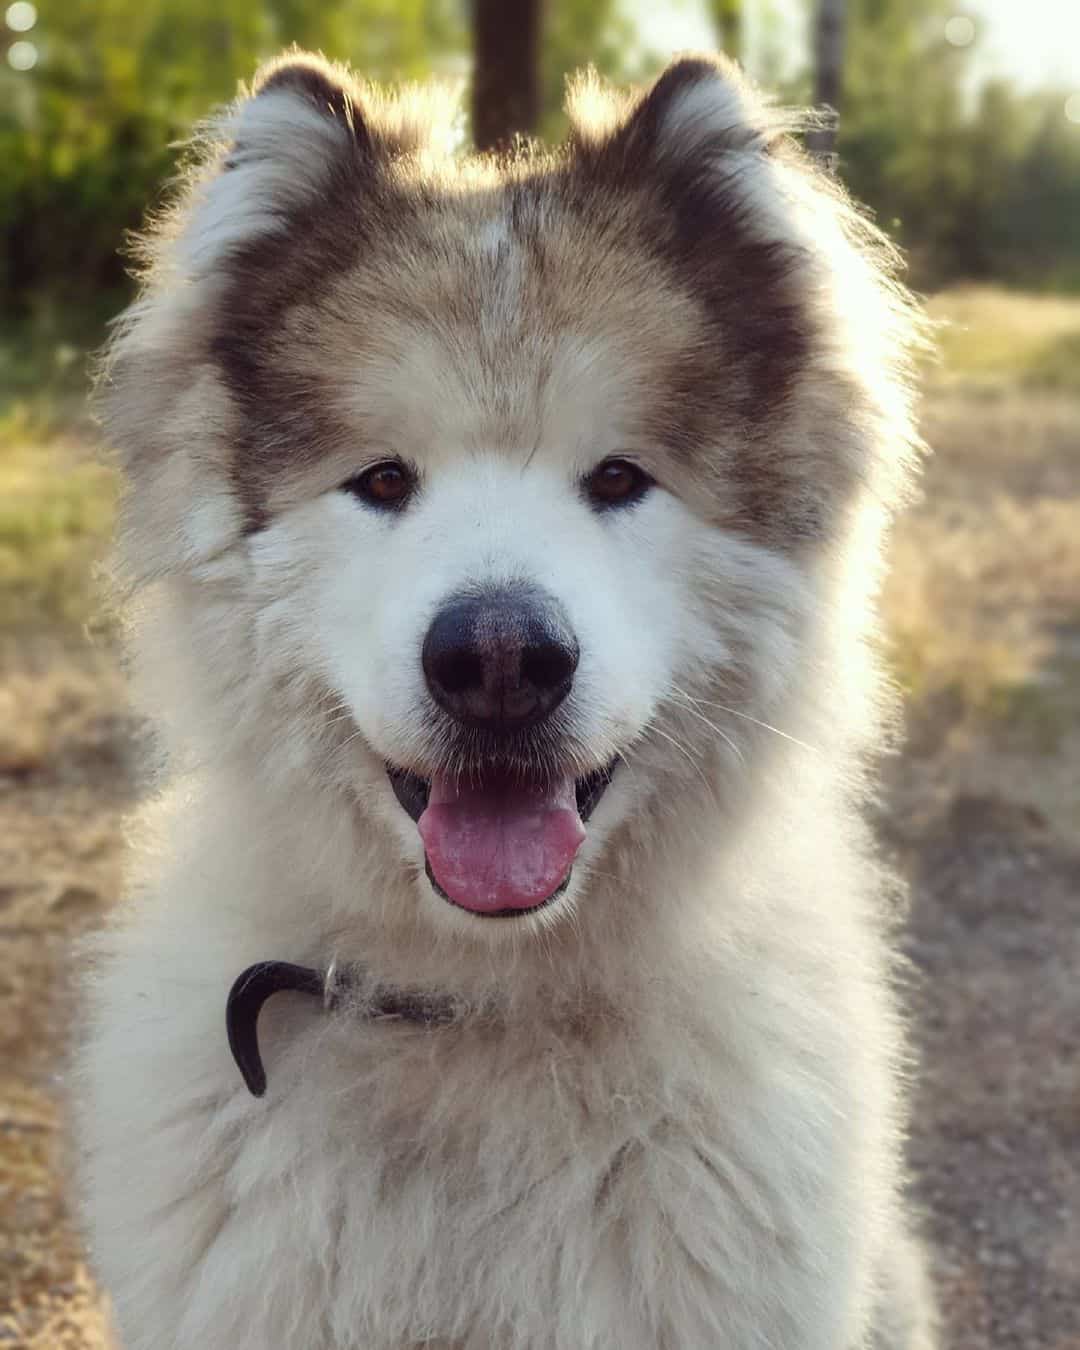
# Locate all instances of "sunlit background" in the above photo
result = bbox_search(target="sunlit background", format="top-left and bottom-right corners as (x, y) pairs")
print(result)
(2, 0), (1080, 317)
(2, 4), (1080, 1349)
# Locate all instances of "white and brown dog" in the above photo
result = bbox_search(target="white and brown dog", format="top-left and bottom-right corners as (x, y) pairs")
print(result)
(78, 51), (935, 1349)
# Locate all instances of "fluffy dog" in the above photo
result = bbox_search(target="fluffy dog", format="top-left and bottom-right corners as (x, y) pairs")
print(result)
(77, 50), (935, 1349)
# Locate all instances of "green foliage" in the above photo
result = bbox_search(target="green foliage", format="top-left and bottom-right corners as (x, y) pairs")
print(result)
(0, 429), (118, 628)
(0, 0), (466, 313)
(831, 0), (1080, 290)
(707, 0), (743, 63)
(539, 1), (642, 142)
(2, 0), (1079, 323)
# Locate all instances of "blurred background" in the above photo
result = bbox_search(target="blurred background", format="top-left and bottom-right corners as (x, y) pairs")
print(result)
(1, 3), (1078, 1347)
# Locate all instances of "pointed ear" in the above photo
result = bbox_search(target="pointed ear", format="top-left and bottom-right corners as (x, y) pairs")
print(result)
(251, 53), (370, 146)
(565, 56), (807, 261)
(568, 55), (782, 167)
(566, 54), (812, 312)
(101, 54), (382, 578)
(174, 53), (375, 277)
(174, 52), (460, 278)
(565, 59), (923, 552)
(618, 55), (777, 159)
(101, 53), (463, 580)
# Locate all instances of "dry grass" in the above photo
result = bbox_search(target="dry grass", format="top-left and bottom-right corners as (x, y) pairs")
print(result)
(883, 288), (1080, 841)
(926, 286), (1080, 394)
(0, 428), (118, 632)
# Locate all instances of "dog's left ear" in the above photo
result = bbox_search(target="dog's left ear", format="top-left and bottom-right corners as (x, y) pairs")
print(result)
(565, 55), (807, 268)
(567, 55), (782, 172)
(567, 57), (924, 548)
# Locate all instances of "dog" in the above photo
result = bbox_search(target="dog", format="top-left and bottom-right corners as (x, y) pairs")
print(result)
(77, 50), (936, 1349)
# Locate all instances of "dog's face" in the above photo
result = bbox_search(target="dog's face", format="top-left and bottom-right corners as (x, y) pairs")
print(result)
(106, 56), (916, 933)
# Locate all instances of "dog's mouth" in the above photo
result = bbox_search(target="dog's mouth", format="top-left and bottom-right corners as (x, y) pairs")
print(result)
(386, 761), (617, 918)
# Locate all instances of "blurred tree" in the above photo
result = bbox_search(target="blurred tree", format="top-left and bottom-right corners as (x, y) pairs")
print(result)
(708, 0), (742, 64)
(471, 0), (541, 151)
(837, 0), (986, 280)
(805, 0), (843, 161)
(0, 0), (465, 311)
(812, 0), (843, 112)
(3, 0), (1080, 317)
(539, 0), (640, 141)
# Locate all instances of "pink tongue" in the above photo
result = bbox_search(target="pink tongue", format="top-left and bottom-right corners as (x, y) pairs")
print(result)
(418, 772), (586, 913)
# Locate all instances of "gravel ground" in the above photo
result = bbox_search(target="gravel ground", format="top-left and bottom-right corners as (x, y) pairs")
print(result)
(897, 793), (1080, 1349)
(0, 646), (1077, 1349)
(0, 650), (130, 1348)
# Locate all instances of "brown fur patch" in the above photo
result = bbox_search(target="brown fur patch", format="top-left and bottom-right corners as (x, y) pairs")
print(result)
(104, 53), (923, 564)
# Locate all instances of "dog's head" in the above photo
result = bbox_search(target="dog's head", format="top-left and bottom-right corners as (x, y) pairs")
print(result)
(103, 54), (921, 933)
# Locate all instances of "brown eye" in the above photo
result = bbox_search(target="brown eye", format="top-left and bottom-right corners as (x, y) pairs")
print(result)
(342, 460), (415, 511)
(584, 457), (653, 511)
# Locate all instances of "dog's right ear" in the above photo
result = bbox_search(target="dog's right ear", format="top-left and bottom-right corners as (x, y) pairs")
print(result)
(101, 54), (401, 580)
(176, 53), (375, 278)
(251, 53), (370, 140)
(177, 52), (462, 278)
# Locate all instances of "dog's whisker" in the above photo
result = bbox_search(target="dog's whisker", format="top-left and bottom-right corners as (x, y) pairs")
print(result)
(645, 723), (717, 800)
(665, 687), (746, 767)
(314, 726), (370, 777)
(321, 711), (356, 731)
(697, 702), (818, 755)
(668, 682), (819, 757)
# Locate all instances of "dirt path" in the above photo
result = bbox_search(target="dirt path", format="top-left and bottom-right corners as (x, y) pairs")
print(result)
(0, 647), (130, 1347)
(0, 643), (1076, 1349)
(898, 794), (1080, 1349)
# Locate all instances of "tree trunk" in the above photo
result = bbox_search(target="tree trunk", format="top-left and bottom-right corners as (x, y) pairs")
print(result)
(471, 0), (542, 153)
(709, 0), (743, 65)
(806, 0), (845, 164)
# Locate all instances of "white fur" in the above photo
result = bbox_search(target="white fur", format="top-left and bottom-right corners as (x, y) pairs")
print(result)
(654, 69), (763, 150)
(78, 56), (934, 1350)
(180, 91), (351, 275)
(78, 469), (926, 1348)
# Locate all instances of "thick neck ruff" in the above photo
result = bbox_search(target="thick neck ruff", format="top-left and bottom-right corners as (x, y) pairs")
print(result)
(226, 961), (458, 1097)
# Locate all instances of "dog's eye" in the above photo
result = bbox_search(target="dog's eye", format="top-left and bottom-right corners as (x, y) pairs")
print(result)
(584, 458), (653, 511)
(341, 460), (415, 511)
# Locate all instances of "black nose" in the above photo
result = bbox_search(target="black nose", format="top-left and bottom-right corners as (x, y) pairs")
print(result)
(422, 587), (579, 732)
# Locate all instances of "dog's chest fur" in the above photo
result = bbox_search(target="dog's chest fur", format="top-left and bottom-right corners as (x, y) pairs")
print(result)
(97, 901), (882, 1350)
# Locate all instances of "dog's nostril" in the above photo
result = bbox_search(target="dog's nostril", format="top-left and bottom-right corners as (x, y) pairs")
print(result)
(422, 587), (579, 732)
(433, 647), (485, 697)
(521, 640), (577, 693)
